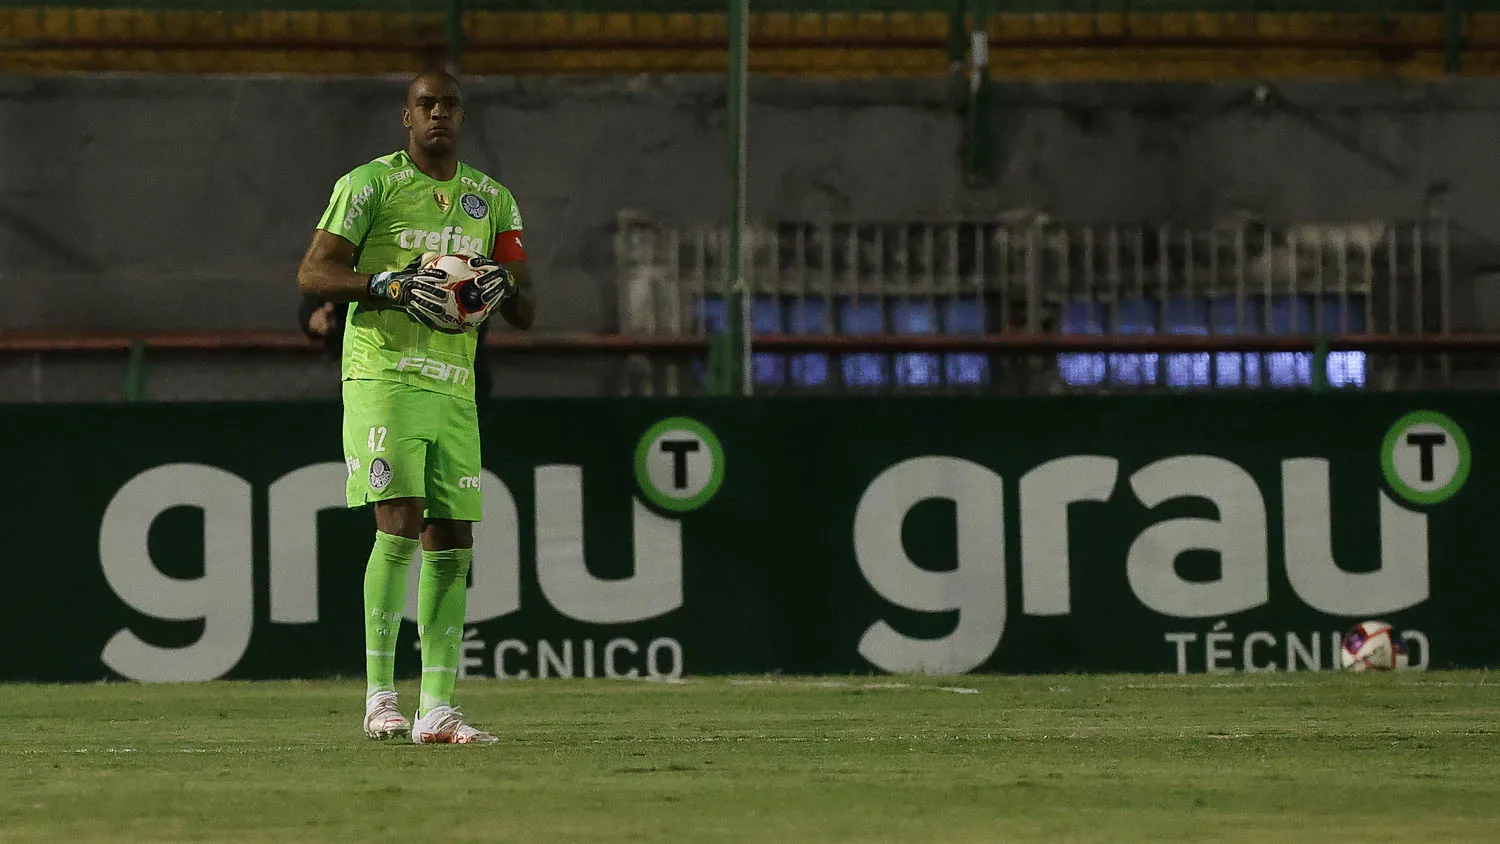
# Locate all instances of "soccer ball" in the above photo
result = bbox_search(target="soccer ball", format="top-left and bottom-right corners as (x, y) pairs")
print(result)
(1339, 620), (1408, 671)
(417, 252), (492, 331)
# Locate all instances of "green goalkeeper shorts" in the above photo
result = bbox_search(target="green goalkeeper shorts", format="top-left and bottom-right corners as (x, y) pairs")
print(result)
(341, 379), (483, 522)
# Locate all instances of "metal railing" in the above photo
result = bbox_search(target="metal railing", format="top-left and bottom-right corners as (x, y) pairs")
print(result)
(0, 212), (1476, 401)
(613, 212), (1461, 394)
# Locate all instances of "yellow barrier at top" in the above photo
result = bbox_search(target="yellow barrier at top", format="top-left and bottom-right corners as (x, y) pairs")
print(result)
(1, 7), (1497, 79)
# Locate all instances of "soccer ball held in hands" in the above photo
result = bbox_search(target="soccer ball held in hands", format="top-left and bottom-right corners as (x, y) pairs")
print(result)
(407, 251), (514, 333)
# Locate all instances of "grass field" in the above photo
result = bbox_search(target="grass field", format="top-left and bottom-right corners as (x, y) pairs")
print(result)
(3, 672), (1498, 842)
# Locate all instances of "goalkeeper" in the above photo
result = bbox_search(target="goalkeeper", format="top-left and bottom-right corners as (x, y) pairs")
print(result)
(296, 70), (535, 745)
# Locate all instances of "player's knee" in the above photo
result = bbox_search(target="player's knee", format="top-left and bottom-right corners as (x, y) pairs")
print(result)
(373, 498), (425, 539)
(422, 519), (473, 550)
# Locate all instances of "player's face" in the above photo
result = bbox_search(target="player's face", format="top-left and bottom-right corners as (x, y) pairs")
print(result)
(403, 77), (464, 156)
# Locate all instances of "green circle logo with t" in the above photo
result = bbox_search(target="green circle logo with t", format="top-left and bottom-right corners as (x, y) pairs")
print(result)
(635, 417), (725, 512)
(1381, 410), (1470, 505)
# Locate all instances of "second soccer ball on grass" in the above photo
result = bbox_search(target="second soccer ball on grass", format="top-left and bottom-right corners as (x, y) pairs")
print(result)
(1339, 620), (1408, 671)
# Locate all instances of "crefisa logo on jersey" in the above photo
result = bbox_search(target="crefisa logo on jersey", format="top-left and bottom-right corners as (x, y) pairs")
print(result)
(343, 184), (375, 230)
(460, 193), (488, 220)
(461, 176), (499, 197)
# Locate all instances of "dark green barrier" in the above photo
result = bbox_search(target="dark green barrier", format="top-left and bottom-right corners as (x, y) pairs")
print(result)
(5, 393), (1494, 683)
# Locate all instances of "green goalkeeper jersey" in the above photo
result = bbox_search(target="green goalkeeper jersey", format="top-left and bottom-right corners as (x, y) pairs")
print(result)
(316, 150), (523, 402)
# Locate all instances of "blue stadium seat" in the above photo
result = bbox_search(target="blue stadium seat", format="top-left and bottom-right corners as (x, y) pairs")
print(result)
(1108, 298), (1160, 387)
(751, 295), (784, 387)
(891, 299), (941, 388)
(1057, 301), (1108, 387)
(1208, 296), (1262, 388)
(699, 290), (1367, 392)
(697, 294), (727, 334)
(942, 297), (988, 386)
(1057, 294), (1368, 390)
(1313, 295), (1367, 388)
(839, 298), (887, 387)
(786, 296), (831, 388)
(1163, 299), (1211, 389)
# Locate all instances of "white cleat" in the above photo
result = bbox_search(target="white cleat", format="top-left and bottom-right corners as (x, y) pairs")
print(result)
(411, 705), (498, 745)
(363, 691), (411, 741)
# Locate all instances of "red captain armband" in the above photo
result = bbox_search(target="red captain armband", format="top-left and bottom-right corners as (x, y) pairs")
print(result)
(493, 230), (527, 263)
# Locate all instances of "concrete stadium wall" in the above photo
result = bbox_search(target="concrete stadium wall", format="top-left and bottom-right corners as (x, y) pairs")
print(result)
(4, 73), (1500, 340)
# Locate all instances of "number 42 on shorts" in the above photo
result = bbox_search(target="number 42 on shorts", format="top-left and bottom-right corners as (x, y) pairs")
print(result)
(367, 426), (388, 452)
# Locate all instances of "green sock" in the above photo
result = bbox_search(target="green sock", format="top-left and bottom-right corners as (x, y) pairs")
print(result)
(418, 547), (472, 717)
(364, 531), (419, 698)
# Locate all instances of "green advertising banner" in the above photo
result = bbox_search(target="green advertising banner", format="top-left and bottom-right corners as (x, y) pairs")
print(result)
(3, 393), (1495, 683)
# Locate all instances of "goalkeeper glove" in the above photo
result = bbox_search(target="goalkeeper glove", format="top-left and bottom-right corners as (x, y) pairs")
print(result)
(367, 256), (464, 333)
(464, 256), (517, 310)
(367, 255), (430, 307)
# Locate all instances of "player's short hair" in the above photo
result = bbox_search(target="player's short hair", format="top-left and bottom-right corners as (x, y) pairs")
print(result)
(407, 70), (462, 100)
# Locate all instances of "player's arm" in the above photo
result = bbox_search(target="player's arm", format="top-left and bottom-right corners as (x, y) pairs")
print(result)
(298, 228), (448, 323)
(298, 168), (443, 314)
(297, 230), (376, 303)
(488, 221), (535, 330)
(300, 169), (386, 302)
(497, 261), (535, 330)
